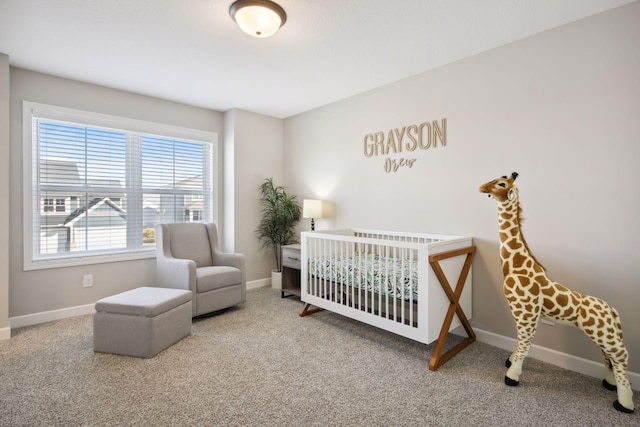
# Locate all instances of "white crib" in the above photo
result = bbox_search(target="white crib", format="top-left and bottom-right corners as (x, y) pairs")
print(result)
(300, 228), (475, 370)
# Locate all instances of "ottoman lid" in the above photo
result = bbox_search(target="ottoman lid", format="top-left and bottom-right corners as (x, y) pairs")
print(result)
(95, 287), (192, 317)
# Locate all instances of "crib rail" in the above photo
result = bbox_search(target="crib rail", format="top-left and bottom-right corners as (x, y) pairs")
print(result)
(300, 229), (473, 346)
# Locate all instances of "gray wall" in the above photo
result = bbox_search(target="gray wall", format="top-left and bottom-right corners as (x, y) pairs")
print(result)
(8, 68), (224, 317)
(223, 108), (284, 280)
(0, 54), (9, 338)
(283, 3), (640, 372)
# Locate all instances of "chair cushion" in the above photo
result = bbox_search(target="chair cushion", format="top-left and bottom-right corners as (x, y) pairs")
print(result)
(196, 266), (242, 293)
(168, 223), (213, 267)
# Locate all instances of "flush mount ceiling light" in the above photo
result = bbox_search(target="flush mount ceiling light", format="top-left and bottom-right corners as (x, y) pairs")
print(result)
(229, 0), (287, 38)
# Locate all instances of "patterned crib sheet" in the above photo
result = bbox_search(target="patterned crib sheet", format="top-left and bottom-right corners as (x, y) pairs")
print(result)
(307, 252), (419, 301)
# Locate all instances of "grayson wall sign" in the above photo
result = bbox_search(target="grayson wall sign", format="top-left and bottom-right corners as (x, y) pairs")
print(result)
(363, 118), (447, 173)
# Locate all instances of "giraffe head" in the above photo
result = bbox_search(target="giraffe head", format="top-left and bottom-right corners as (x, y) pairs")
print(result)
(479, 172), (519, 203)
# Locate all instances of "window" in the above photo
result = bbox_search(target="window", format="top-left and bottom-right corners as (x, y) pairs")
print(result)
(24, 102), (218, 270)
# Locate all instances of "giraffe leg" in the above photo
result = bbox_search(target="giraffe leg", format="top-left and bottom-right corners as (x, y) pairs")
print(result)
(504, 289), (540, 387)
(505, 322), (537, 386)
(609, 357), (634, 413)
(601, 353), (616, 391)
(578, 304), (634, 413)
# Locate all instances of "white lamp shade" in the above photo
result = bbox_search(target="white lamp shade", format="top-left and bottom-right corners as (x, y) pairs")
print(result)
(303, 199), (323, 219)
(231, 2), (285, 38)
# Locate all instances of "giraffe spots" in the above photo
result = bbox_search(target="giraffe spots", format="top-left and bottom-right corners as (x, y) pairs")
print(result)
(556, 294), (568, 307)
(530, 282), (539, 295)
(513, 253), (527, 269)
(502, 264), (510, 277)
(518, 276), (530, 287)
(537, 276), (551, 287)
(501, 246), (510, 259)
(570, 294), (580, 306)
(541, 286), (555, 297)
(505, 277), (516, 289)
(546, 307), (561, 317)
(583, 317), (596, 327)
(507, 239), (522, 250)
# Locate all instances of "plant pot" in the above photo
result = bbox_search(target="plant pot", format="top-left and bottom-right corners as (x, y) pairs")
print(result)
(271, 270), (282, 290)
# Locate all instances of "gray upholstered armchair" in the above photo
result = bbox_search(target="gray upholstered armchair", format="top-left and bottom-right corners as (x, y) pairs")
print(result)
(155, 222), (246, 317)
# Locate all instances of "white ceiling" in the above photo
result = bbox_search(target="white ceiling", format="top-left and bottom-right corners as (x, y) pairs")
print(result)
(0, 0), (635, 118)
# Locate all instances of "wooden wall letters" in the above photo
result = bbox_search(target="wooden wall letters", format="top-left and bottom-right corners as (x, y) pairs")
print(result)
(363, 118), (447, 173)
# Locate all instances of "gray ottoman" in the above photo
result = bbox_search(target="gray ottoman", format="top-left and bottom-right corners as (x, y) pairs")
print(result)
(94, 287), (192, 358)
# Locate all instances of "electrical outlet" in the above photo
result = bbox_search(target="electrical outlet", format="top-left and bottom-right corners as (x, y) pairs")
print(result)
(83, 274), (93, 288)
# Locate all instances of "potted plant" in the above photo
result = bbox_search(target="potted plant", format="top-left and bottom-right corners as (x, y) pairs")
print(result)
(256, 177), (301, 289)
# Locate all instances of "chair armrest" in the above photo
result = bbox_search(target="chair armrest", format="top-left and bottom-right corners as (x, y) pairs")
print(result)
(213, 252), (244, 270)
(156, 255), (197, 292)
(155, 223), (197, 292)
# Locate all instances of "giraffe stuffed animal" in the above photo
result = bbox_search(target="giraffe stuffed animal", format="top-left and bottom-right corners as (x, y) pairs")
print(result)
(479, 172), (634, 413)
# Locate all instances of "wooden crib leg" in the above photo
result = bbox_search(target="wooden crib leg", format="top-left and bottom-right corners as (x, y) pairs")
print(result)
(299, 303), (324, 317)
(428, 246), (476, 371)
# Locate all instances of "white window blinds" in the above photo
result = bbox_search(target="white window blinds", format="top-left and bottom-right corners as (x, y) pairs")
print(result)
(24, 102), (217, 270)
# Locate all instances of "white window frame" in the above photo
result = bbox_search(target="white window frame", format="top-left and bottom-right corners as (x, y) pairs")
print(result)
(23, 101), (219, 270)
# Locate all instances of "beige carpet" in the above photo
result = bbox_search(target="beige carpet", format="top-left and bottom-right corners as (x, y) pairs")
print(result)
(0, 286), (637, 426)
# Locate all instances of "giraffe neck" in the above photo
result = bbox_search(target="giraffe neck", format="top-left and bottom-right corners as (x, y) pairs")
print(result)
(496, 198), (533, 267)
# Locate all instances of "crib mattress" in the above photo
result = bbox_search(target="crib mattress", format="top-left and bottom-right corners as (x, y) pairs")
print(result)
(307, 253), (419, 302)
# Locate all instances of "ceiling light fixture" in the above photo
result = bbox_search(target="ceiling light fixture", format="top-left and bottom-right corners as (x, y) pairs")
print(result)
(229, 0), (287, 38)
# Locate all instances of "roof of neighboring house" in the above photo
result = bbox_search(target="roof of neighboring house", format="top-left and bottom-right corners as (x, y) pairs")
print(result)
(64, 197), (126, 226)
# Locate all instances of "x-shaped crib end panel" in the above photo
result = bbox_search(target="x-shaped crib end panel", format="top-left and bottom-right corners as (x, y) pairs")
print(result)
(428, 246), (476, 371)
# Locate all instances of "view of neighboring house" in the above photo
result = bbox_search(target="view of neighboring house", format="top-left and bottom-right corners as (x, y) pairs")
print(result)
(38, 158), (203, 255)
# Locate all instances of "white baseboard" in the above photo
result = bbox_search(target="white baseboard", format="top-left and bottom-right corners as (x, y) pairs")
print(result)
(9, 303), (96, 329)
(475, 328), (640, 391)
(247, 278), (270, 290)
(0, 326), (10, 340)
(10, 281), (272, 330)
